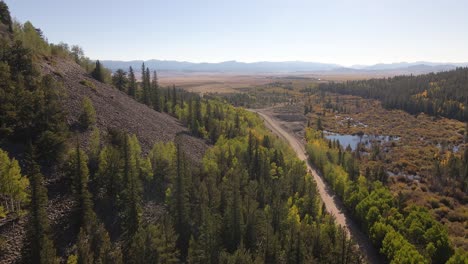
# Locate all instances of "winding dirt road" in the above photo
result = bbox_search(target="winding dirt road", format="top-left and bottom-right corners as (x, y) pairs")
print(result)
(252, 109), (382, 264)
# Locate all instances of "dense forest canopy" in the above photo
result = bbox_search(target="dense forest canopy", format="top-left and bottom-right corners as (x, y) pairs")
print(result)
(319, 68), (468, 121)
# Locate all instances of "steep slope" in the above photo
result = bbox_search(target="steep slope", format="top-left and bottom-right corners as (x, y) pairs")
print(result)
(0, 57), (209, 264)
(41, 58), (208, 160)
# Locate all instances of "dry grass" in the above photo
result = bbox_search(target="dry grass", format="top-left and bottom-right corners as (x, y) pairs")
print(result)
(159, 74), (273, 94)
(158, 73), (363, 94)
(305, 94), (465, 176)
(302, 93), (467, 249)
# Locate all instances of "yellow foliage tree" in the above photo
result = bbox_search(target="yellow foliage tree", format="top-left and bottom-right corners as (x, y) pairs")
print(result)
(0, 148), (29, 217)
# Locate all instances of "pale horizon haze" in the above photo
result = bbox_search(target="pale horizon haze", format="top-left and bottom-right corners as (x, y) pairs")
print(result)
(5, 0), (468, 66)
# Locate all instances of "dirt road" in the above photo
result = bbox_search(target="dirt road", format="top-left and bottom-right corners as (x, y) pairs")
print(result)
(252, 109), (382, 264)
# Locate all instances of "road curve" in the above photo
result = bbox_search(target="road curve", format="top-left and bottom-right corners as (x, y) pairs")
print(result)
(251, 109), (382, 264)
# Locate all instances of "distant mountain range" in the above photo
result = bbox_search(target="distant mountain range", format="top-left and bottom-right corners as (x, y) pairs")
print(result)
(100, 59), (468, 74)
(100, 60), (341, 73)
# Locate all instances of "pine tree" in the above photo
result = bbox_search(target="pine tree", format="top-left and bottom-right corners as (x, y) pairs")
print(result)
(247, 131), (254, 167)
(152, 70), (161, 112)
(235, 112), (240, 131)
(171, 144), (191, 259)
(147, 141), (175, 201)
(188, 205), (220, 264)
(195, 98), (202, 127)
(187, 236), (204, 264)
(96, 145), (123, 214)
(187, 99), (193, 129)
(128, 215), (179, 264)
(24, 145), (59, 264)
(0, 1), (13, 32)
(68, 143), (95, 229)
(77, 222), (123, 264)
(35, 75), (68, 165)
(68, 142), (122, 264)
(172, 85), (177, 113)
(317, 117), (323, 130)
(87, 127), (100, 178)
(112, 69), (128, 92)
(190, 98), (203, 136)
(219, 244), (254, 264)
(140, 63), (150, 105)
(121, 135), (142, 239)
(91, 60), (104, 82)
(140, 62), (145, 86)
(128, 66), (136, 98)
(78, 97), (96, 129)
(0, 61), (15, 139)
(144, 67), (151, 105)
(76, 228), (93, 264)
(163, 93), (169, 113)
(223, 159), (243, 252)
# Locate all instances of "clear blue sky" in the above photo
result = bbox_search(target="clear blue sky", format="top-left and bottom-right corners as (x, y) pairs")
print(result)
(5, 0), (468, 66)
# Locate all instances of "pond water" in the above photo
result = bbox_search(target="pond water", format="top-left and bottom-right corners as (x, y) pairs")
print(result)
(323, 131), (400, 151)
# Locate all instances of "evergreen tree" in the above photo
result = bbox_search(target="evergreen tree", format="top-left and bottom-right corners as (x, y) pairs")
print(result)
(223, 159), (244, 252)
(163, 92), (169, 113)
(67, 143), (95, 229)
(140, 63), (149, 105)
(128, 66), (136, 98)
(68, 143), (122, 264)
(96, 145), (123, 214)
(170, 144), (191, 259)
(147, 141), (175, 201)
(121, 135), (143, 239)
(144, 67), (151, 105)
(189, 97), (203, 136)
(0, 0), (13, 32)
(76, 222), (123, 264)
(24, 145), (58, 264)
(172, 85), (177, 113)
(152, 70), (161, 112)
(317, 117), (323, 130)
(112, 69), (128, 92)
(78, 97), (96, 129)
(219, 244), (254, 264)
(87, 127), (100, 177)
(0, 60), (15, 139)
(128, 215), (179, 264)
(91, 60), (104, 82)
(188, 205), (220, 264)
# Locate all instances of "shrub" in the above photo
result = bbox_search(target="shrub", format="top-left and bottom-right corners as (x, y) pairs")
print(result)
(440, 197), (452, 209)
(428, 199), (439, 209)
(434, 207), (450, 220)
(79, 97), (96, 129)
(79, 79), (96, 90)
(0, 235), (6, 255)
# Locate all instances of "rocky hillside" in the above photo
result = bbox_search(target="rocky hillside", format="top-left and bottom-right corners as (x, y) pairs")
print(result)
(41, 58), (208, 160)
(0, 56), (209, 263)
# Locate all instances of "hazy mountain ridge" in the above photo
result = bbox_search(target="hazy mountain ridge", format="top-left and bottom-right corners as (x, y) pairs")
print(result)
(101, 60), (341, 72)
(332, 63), (465, 75)
(357, 61), (468, 70)
(101, 59), (468, 74)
